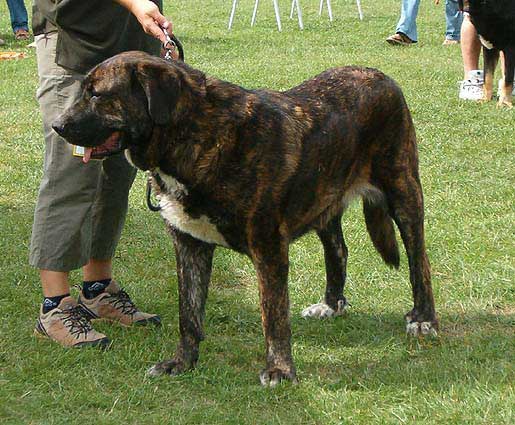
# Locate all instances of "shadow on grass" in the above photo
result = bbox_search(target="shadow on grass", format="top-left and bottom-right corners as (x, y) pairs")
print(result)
(2, 204), (513, 394)
(148, 294), (514, 392)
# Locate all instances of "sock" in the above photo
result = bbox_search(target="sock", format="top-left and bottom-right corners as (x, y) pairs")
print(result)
(42, 294), (70, 314)
(82, 278), (112, 299)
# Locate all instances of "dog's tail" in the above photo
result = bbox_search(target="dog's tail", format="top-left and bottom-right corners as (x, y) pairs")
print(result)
(363, 198), (400, 268)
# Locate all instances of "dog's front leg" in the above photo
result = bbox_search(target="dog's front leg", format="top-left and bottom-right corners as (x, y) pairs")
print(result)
(249, 228), (297, 387)
(148, 227), (214, 377)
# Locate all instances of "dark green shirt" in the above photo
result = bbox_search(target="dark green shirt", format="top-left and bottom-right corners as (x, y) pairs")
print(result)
(32, 0), (162, 73)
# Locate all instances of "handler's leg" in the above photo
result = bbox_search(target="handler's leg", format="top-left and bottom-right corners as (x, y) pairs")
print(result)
(76, 148), (161, 326)
(30, 32), (110, 347)
(30, 32), (105, 274)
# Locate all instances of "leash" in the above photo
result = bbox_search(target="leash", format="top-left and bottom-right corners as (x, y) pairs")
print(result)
(146, 175), (162, 212)
(145, 27), (185, 212)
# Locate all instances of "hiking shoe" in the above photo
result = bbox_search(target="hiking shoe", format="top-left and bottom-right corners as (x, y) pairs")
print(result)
(35, 296), (110, 348)
(386, 32), (415, 46)
(459, 70), (484, 101)
(78, 280), (161, 327)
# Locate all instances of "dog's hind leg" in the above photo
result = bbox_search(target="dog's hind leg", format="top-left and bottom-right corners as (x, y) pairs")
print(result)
(301, 214), (349, 319)
(381, 171), (438, 337)
(148, 227), (214, 377)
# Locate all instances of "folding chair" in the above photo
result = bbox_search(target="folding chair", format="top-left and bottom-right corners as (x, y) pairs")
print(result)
(228, 0), (282, 31)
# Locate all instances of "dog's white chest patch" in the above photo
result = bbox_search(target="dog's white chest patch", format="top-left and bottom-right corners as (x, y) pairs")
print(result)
(156, 171), (229, 247)
(479, 35), (494, 50)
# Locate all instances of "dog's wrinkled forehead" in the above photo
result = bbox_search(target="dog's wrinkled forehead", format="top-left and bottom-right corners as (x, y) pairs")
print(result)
(86, 57), (130, 93)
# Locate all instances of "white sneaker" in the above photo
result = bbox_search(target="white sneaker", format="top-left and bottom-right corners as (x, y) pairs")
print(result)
(497, 78), (515, 97)
(459, 70), (484, 101)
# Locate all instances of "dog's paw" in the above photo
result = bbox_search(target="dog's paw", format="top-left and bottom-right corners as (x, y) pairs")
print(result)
(259, 367), (298, 387)
(147, 358), (189, 377)
(405, 311), (438, 337)
(406, 320), (437, 337)
(496, 98), (513, 109)
(301, 299), (347, 319)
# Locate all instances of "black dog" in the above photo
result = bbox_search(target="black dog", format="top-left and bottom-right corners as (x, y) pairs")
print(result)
(53, 52), (438, 386)
(461, 0), (515, 107)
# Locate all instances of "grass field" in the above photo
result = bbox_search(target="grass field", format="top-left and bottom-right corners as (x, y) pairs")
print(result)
(0, 1), (514, 423)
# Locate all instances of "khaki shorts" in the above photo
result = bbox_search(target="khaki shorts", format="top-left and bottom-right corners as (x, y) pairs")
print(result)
(29, 32), (137, 271)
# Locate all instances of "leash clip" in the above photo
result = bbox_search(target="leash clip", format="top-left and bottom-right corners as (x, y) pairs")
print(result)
(162, 28), (176, 61)
(161, 27), (185, 62)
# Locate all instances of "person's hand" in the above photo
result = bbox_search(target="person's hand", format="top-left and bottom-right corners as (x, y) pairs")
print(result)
(117, 0), (172, 44)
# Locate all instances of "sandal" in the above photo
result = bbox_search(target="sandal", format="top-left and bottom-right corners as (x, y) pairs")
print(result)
(386, 32), (415, 46)
(15, 29), (30, 41)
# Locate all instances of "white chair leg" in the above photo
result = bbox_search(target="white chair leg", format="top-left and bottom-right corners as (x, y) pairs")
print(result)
(326, 0), (333, 21)
(319, 0), (323, 16)
(356, 0), (363, 20)
(251, 0), (259, 26)
(295, 0), (304, 29)
(272, 0), (282, 31)
(228, 0), (238, 29)
(290, 0), (303, 29)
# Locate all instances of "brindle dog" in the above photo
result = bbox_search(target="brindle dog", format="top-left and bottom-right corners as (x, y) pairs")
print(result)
(53, 51), (438, 386)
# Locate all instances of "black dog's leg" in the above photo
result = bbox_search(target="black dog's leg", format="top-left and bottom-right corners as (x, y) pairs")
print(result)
(483, 47), (500, 101)
(383, 174), (438, 337)
(499, 47), (514, 108)
(249, 224), (296, 387)
(302, 214), (348, 318)
(148, 227), (214, 376)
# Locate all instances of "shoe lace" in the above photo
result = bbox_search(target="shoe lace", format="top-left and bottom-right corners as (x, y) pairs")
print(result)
(108, 289), (138, 316)
(61, 306), (93, 338)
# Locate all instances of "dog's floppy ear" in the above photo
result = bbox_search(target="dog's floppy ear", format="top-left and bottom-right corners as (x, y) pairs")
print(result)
(133, 63), (181, 125)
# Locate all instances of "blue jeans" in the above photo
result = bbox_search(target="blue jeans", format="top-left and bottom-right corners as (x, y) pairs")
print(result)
(395, 0), (420, 42)
(6, 0), (29, 33)
(445, 0), (463, 41)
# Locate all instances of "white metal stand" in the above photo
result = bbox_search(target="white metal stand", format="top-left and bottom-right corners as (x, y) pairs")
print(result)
(229, 0), (238, 29)
(229, 0), (282, 31)
(228, 1), (364, 31)
(289, 0), (304, 30)
(319, 0), (333, 21)
(356, 0), (364, 21)
(319, 0), (364, 22)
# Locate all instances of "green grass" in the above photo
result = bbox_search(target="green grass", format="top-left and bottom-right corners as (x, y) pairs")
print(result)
(0, 1), (514, 423)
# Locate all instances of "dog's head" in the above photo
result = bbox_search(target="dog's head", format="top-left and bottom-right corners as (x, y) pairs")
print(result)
(53, 51), (205, 169)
